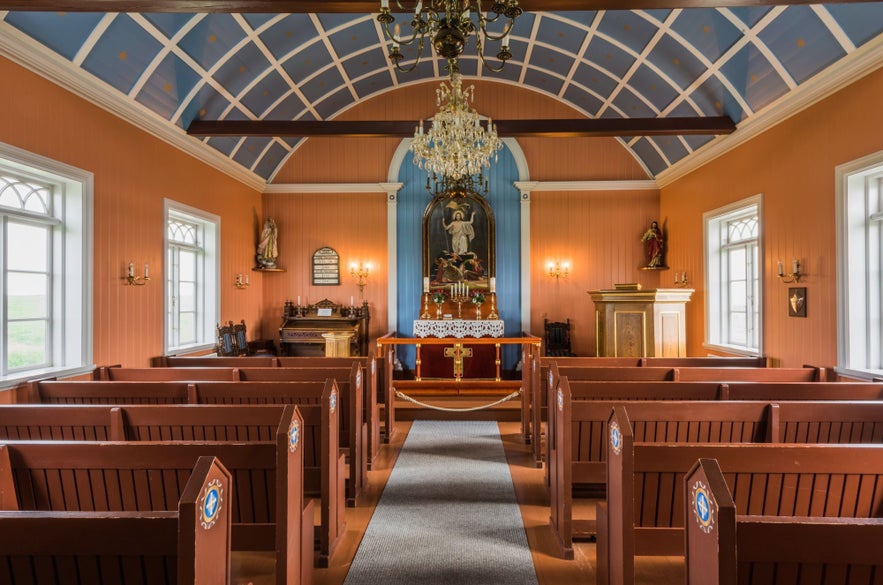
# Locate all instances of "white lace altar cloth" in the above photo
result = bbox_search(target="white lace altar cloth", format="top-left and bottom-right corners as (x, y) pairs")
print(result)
(413, 320), (505, 338)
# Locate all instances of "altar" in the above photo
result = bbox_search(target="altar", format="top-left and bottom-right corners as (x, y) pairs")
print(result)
(413, 319), (504, 380)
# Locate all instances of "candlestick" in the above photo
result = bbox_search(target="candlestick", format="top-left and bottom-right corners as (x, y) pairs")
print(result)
(490, 277), (495, 293)
(297, 295), (301, 306)
(144, 263), (149, 279)
(777, 261), (784, 277)
(792, 259), (799, 274)
(350, 295), (354, 306)
(128, 262), (134, 278)
(423, 276), (429, 293)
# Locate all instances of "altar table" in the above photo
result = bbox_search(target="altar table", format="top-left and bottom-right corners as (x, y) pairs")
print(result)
(413, 319), (505, 379)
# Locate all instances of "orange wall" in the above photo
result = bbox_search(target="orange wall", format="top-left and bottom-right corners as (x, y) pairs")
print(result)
(661, 66), (883, 367)
(0, 56), (262, 368)
(260, 193), (389, 345)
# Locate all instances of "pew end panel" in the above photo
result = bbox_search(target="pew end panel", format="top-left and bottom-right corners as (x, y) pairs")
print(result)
(684, 458), (737, 585)
(549, 381), (574, 560)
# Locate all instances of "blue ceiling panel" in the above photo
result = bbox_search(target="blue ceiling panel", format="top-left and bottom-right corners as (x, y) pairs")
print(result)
(651, 135), (690, 167)
(571, 61), (620, 101)
(522, 68), (565, 96)
(534, 16), (590, 56)
(81, 15), (163, 95)
(826, 4), (883, 47)
(341, 47), (389, 81)
(142, 13), (199, 40)
(207, 136), (241, 156)
(393, 58), (440, 84)
(253, 141), (290, 179)
(265, 92), (309, 121)
(628, 64), (679, 112)
(241, 14), (277, 31)
(453, 57), (480, 78)
(258, 15), (317, 60)
(758, 6), (845, 84)
(689, 76), (744, 121)
(478, 59), (523, 84)
(610, 86), (656, 118)
(596, 11), (660, 55)
(727, 7), (774, 28)
(647, 35), (708, 93)
(313, 87), (355, 120)
(213, 42), (272, 98)
(561, 85), (604, 116)
(233, 136), (271, 170)
(683, 134), (715, 152)
(528, 44), (576, 78)
(4, 12), (104, 61)
(670, 9), (743, 63)
(352, 70), (394, 100)
(178, 84), (230, 128)
(134, 53), (203, 122)
(719, 44), (788, 115)
(583, 35), (637, 81)
(299, 66), (348, 106)
(179, 14), (247, 71)
(328, 19), (379, 57)
(280, 40), (334, 85)
(240, 70), (291, 117)
(282, 136), (306, 149)
(317, 13), (366, 32)
(630, 137), (667, 176)
(643, 9), (674, 23)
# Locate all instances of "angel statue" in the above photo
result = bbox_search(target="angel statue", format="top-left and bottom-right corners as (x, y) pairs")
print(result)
(256, 217), (278, 268)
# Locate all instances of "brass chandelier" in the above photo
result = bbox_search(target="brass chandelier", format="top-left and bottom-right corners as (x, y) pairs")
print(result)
(377, 0), (522, 75)
(410, 73), (503, 189)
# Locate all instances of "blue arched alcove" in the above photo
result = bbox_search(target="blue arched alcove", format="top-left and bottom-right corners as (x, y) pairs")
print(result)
(395, 143), (522, 374)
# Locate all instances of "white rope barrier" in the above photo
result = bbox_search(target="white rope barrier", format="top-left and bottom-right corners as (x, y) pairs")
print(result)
(394, 388), (522, 412)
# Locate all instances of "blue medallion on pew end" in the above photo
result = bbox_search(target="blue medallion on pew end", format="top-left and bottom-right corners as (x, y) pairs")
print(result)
(330, 389), (338, 414)
(289, 419), (301, 453)
(200, 480), (223, 530)
(610, 422), (622, 455)
(691, 481), (715, 534)
(557, 388), (564, 411)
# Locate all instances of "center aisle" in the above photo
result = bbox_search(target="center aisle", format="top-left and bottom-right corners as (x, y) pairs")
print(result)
(342, 420), (540, 585)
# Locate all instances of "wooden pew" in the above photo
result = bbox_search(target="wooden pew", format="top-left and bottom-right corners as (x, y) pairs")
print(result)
(598, 406), (883, 585)
(94, 366), (238, 381)
(684, 458), (883, 585)
(154, 355), (279, 367)
(0, 455), (232, 584)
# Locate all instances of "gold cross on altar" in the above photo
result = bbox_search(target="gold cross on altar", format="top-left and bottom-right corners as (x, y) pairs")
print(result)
(443, 343), (473, 380)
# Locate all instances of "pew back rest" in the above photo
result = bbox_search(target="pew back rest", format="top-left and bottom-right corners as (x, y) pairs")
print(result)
(728, 382), (883, 401)
(674, 366), (823, 382)
(160, 356), (277, 367)
(775, 401), (883, 443)
(96, 366), (238, 381)
(28, 381), (191, 405)
(0, 405), (113, 440)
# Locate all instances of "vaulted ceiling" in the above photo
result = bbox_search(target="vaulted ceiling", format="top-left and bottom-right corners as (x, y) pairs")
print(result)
(1, 3), (882, 188)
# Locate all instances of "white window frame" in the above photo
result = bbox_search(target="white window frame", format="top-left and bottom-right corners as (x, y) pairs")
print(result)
(163, 200), (219, 355)
(836, 150), (883, 380)
(703, 195), (763, 356)
(0, 141), (93, 389)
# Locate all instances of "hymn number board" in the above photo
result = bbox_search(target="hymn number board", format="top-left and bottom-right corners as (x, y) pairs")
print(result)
(312, 247), (340, 286)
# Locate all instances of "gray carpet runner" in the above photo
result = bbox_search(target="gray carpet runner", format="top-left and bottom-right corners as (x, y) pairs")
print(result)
(343, 420), (539, 585)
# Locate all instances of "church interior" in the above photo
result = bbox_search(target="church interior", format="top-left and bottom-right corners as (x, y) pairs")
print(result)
(0, 1), (882, 584)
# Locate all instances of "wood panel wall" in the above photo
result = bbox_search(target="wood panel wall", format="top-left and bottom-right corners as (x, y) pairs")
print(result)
(0, 56), (261, 371)
(661, 65), (883, 368)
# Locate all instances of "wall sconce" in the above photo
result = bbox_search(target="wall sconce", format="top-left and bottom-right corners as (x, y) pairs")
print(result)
(777, 259), (804, 283)
(350, 262), (371, 298)
(674, 271), (689, 287)
(124, 261), (150, 286)
(234, 274), (250, 289)
(547, 261), (570, 279)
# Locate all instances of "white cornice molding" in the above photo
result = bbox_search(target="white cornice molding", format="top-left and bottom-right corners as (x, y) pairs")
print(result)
(656, 34), (883, 188)
(0, 23), (266, 193)
(264, 182), (404, 194)
(522, 180), (658, 191)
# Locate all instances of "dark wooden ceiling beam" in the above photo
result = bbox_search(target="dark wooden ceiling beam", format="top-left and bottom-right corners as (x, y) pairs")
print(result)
(1, 0), (878, 11)
(187, 117), (735, 138)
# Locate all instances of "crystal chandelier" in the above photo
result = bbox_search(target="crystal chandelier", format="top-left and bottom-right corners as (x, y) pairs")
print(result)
(377, 0), (521, 75)
(410, 73), (503, 184)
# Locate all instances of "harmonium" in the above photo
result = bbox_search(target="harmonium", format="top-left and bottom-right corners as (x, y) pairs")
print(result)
(278, 298), (370, 356)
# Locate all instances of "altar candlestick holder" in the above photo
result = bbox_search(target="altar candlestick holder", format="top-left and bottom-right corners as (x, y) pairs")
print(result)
(420, 293), (432, 319)
(450, 294), (471, 319)
(487, 293), (499, 320)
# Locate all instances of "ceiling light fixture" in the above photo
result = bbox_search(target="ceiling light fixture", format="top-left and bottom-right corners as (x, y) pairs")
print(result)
(410, 73), (502, 188)
(377, 0), (521, 76)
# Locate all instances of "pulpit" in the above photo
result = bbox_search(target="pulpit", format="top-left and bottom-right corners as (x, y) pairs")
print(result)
(588, 287), (694, 357)
(413, 319), (504, 379)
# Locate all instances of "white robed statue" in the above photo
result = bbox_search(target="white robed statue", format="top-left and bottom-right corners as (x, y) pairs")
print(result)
(256, 217), (278, 268)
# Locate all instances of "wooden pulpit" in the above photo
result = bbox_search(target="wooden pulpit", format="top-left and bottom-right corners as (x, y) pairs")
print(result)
(588, 287), (694, 357)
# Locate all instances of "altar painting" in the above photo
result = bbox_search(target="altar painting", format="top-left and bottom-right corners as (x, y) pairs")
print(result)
(423, 191), (495, 290)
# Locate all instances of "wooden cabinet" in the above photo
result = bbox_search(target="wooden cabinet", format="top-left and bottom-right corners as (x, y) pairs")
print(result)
(278, 299), (370, 356)
(588, 288), (693, 357)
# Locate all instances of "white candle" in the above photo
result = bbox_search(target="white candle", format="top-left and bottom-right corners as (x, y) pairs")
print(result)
(144, 263), (149, 278)
(297, 295), (301, 305)
(350, 295), (354, 306)
(490, 277), (496, 293)
(792, 259), (799, 274)
(128, 262), (134, 278)
(777, 261), (784, 277)
(381, 0), (389, 7)
(245, 274), (249, 285)
(423, 277), (429, 293)
(682, 272), (686, 282)
(502, 32), (510, 48)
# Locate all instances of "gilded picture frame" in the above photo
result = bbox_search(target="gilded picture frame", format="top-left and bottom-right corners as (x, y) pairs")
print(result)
(788, 287), (807, 318)
(422, 190), (495, 291)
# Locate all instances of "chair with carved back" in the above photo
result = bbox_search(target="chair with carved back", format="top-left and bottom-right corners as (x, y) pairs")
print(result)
(232, 319), (276, 356)
(544, 318), (575, 357)
(216, 321), (237, 356)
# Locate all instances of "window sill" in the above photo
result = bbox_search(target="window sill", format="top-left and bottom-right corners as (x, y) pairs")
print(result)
(0, 364), (96, 391)
(702, 343), (762, 358)
(833, 367), (883, 382)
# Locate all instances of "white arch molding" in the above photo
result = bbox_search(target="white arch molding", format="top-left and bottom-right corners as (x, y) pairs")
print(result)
(386, 138), (532, 332)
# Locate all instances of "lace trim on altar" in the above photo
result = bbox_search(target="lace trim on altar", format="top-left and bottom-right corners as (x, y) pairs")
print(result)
(413, 320), (505, 338)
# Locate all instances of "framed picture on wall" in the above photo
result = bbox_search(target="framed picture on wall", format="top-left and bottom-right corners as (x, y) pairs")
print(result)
(422, 190), (495, 291)
(788, 287), (807, 317)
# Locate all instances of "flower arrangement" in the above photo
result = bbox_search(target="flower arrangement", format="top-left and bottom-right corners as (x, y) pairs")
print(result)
(431, 289), (447, 304)
(471, 291), (486, 304)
